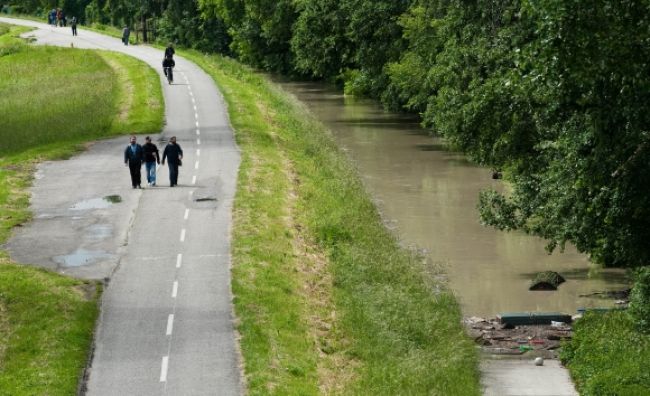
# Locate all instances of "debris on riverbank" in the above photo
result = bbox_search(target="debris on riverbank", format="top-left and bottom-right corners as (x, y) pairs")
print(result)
(464, 316), (574, 358)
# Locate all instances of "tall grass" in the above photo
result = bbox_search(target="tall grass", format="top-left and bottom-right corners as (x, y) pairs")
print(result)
(182, 50), (481, 395)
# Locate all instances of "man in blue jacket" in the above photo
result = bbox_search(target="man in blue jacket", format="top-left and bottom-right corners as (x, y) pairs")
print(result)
(124, 135), (144, 188)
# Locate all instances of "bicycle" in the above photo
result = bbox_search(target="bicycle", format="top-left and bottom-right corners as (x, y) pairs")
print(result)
(162, 57), (175, 84)
(164, 66), (174, 84)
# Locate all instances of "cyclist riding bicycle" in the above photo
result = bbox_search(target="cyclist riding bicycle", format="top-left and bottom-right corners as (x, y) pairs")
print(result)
(162, 43), (176, 84)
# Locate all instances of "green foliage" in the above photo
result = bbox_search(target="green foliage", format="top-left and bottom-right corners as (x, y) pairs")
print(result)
(629, 267), (650, 333)
(561, 311), (650, 395)
(200, 0), (297, 72)
(292, 0), (410, 95)
(291, 0), (354, 78)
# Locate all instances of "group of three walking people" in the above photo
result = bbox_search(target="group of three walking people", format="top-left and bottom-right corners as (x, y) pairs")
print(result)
(124, 135), (183, 188)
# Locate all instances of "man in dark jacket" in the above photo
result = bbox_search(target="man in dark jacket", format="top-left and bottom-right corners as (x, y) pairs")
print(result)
(124, 135), (144, 188)
(161, 136), (183, 187)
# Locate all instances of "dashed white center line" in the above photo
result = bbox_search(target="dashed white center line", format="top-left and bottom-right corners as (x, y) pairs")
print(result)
(166, 314), (174, 335)
(191, 97), (195, 104)
(160, 356), (169, 382)
(180, 229), (186, 242)
(192, 175), (197, 185)
(184, 208), (189, 220)
(194, 161), (199, 170)
(197, 138), (201, 145)
(172, 281), (178, 298)
(193, 105), (197, 111)
(176, 253), (183, 268)
(196, 128), (200, 136)
(196, 149), (200, 156)
(195, 121), (200, 127)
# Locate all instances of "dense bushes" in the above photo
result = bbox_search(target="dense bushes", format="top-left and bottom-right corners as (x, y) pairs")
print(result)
(561, 310), (650, 395)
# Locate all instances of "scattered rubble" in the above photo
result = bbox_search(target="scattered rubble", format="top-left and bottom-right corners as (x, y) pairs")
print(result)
(464, 316), (575, 358)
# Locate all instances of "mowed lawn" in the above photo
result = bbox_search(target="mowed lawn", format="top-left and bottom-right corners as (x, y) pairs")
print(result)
(0, 23), (162, 395)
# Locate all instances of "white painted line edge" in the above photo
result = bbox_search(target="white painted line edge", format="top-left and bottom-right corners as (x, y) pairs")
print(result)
(184, 208), (189, 220)
(176, 253), (182, 268)
(172, 281), (178, 298)
(194, 161), (199, 170)
(180, 229), (186, 242)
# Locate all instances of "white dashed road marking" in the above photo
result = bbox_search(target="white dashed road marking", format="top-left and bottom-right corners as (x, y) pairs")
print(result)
(160, 356), (169, 382)
(166, 314), (174, 335)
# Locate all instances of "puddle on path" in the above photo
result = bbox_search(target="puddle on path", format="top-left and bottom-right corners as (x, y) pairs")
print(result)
(70, 195), (122, 210)
(53, 249), (115, 267)
(85, 224), (113, 240)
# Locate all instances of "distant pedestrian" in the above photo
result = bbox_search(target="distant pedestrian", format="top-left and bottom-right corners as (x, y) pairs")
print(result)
(71, 16), (77, 36)
(56, 9), (62, 27)
(122, 26), (130, 45)
(143, 136), (160, 186)
(161, 136), (183, 187)
(124, 135), (144, 188)
(61, 10), (66, 26)
(49, 9), (57, 26)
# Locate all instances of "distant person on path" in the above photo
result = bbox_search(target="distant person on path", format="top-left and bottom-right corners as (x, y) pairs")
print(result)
(161, 136), (183, 187)
(71, 16), (77, 36)
(122, 26), (130, 45)
(124, 135), (144, 189)
(143, 136), (160, 186)
(56, 9), (62, 27)
(49, 9), (57, 26)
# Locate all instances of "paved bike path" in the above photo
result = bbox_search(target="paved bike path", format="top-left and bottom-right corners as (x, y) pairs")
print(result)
(1, 17), (243, 395)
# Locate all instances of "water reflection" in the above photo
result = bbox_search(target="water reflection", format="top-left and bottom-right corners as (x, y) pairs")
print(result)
(276, 79), (629, 317)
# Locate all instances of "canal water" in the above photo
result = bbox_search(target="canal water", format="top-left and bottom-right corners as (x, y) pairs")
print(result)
(276, 80), (628, 318)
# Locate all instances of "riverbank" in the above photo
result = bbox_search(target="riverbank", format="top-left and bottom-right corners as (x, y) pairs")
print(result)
(0, 23), (162, 392)
(182, 50), (481, 394)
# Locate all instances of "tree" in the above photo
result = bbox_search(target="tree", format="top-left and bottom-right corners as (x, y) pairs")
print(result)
(199, 0), (297, 73)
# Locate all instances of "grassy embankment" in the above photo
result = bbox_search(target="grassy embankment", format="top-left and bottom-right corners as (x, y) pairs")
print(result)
(561, 311), (650, 395)
(0, 23), (162, 394)
(181, 50), (480, 394)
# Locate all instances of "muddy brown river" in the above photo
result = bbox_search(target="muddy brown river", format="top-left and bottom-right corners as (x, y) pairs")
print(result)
(277, 80), (628, 317)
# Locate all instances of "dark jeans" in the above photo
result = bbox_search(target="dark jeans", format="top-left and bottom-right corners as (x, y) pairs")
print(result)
(72, 26), (77, 35)
(168, 162), (179, 186)
(129, 162), (142, 187)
